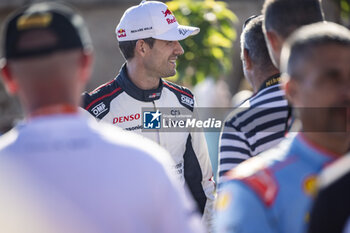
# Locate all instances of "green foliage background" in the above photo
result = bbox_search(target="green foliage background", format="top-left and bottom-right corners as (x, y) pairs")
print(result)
(166, 0), (237, 86)
(339, 0), (350, 25)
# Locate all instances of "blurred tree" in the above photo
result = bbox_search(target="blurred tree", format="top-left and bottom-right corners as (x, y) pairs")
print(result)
(166, 0), (237, 86)
(339, 0), (350, 26)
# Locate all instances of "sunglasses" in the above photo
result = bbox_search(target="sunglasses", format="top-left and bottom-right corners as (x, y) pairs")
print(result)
(242, 15), (260, 30)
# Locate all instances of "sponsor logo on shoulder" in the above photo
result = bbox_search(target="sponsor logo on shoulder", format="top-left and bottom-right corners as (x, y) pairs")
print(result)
(92, 102), (107, 117)
(181, 94), (194, 108)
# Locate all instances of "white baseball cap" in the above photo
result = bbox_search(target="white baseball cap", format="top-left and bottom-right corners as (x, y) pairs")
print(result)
(116, 1), (200, 42)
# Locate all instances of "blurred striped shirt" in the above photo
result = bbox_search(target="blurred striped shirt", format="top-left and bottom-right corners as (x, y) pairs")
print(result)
(218, 74), (291, 185)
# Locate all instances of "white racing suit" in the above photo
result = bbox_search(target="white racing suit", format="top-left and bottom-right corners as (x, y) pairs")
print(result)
(82, 64), (215, 231)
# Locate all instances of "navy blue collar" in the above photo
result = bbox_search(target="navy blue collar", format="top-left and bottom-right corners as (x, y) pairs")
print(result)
(116, 64), (163, 102)
(257, 73), (281, 92)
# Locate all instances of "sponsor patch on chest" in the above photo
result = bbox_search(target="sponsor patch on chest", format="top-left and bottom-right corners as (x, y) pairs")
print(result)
(91, 102), (108, 117)
(113, 113), (141, 124)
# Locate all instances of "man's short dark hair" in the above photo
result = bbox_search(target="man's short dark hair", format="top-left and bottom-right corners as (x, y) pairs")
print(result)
(118, 37), (155, 60)
(262, 0), (324, 38)
(241, 15), (274, 70)
(281, 22), (350, 78)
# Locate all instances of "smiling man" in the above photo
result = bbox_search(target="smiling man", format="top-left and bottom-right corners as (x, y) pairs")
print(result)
(82, 1), (215, 231)
(0, 2), (204, 232)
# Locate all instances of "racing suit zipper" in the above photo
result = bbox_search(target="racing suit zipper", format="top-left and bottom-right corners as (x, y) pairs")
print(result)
(152, 101), (161, 144)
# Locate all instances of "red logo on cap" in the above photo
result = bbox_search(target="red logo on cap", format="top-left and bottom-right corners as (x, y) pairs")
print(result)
(162, 8), (177, 25)
(162, 8), (173, 17)
(117, 29), (126, 38)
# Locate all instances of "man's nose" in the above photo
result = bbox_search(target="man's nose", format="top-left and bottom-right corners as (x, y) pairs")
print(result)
(339, 78), (350, 105)
(173, 41), (184, 55)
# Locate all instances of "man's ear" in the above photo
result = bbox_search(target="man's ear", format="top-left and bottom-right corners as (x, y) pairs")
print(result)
(243, 48), (252, 70)
(1, 61), (18, 95)
(79, 52), (94, 83)
(135, 40), (151, 57)
(265, 30), (284, 67)
(265, 30), (282, 53)
(283, 75), (299, 106)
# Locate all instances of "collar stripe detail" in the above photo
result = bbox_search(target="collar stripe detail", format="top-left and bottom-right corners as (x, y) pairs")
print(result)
(89, 79), (115, 95)
(163, 82), (193, 98)
(85, 87), (122, 110)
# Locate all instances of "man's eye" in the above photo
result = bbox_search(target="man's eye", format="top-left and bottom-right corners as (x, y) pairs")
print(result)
(325, 70), (341, 82)
(326, 70), (340, 78)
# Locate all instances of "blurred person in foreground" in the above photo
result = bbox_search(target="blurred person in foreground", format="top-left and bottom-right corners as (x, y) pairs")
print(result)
(217, 15), (287, 185)
(308, 155), (350, 233)
(0, 2), (203, 233)
(262, 0), (324, 69)
(215, 22), (350, 233)
(82, 1), (215, 230)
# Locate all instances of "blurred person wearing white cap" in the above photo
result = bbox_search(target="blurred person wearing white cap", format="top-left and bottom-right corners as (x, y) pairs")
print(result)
(82, 1), (215, 231)
(0, 2), (204, 233)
